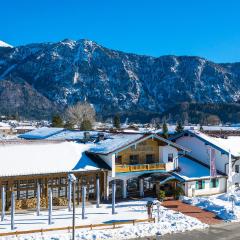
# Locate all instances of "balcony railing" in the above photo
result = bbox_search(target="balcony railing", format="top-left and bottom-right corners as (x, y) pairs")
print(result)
(115, 162), (166, 173)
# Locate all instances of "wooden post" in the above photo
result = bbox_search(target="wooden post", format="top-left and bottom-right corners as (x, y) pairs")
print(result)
(96, 176), (100, 208)
(1, 186), (5, 221)
(36, 182), (41, 216)
(11, 191), (15, 230)
(82, 186), (86, 219)
(112, 181), (116, 214)
(48, 189), (52, 225)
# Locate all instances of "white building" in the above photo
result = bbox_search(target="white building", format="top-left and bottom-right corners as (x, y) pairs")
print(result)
(170, 130), (240, 196)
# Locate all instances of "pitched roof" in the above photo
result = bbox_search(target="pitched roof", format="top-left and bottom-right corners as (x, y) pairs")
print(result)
(173, 156), (224, 181)
(19, 127), (64, 139)
(170, 130), (240, 158)
(0, 142), (105, 177)
(89, 133), (190, 155)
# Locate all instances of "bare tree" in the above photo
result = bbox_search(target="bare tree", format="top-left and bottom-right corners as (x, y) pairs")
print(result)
(65, 102), (96, 129)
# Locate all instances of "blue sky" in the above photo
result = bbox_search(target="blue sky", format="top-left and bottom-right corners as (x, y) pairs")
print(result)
(1, 0), (240, 62)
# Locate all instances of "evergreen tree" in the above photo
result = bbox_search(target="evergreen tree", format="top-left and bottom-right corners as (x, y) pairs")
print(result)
(175, 120), (184, 133)
(162, 121), (168, 139)
(80, 119), (92, 131)
(200, 124), (204, 132)
(51, 115), (63, 127)
(113, 115), (121, 129)
(64, 121), (74, 130)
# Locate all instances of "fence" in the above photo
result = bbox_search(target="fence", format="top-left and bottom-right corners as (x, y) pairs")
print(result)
(0, 218), (155, 237)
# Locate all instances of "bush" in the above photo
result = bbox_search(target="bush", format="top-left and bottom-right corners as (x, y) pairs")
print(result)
(158, 190), (166, 201)
(173, 186), (185, 200)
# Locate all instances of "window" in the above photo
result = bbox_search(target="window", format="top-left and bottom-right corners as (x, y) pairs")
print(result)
(130, 155), (139, 165)
(116, 155), (122, 164)
(235, 165), (239, 173)
(210, 178), (219, 188)
(168, 153), (174, 162)
(196, 180), (205, 190)
(146, 154), (154, 164)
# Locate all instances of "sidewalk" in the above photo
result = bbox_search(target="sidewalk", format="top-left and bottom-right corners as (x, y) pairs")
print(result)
(162, 200), (222, 225)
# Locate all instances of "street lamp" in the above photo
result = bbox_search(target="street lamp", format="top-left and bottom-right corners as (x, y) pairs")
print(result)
(68, 174), (77, 240)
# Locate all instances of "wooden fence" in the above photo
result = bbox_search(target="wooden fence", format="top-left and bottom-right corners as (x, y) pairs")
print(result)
(0, 218), (155, 237)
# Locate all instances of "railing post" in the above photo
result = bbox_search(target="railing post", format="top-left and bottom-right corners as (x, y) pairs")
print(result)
(1, 186), (5, 221)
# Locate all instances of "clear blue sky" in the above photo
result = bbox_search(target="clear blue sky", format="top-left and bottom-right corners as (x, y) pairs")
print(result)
(1, 0), (240, 63)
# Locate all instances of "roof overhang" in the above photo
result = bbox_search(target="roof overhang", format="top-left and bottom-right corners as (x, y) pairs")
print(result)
(96, 133), (190, 156)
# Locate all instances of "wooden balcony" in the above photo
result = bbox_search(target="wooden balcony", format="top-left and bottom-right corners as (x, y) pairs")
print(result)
(115, 162), (166, 173)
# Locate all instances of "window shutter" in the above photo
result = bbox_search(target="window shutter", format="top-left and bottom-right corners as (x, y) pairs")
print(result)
(202, 180), (205, 189)
(195, 181), (199, 190)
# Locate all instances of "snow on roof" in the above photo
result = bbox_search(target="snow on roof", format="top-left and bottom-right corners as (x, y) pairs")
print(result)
(172, 130), (240, 158)
(211, 136), (240, 157)
(89, 133), (189, 155)
(0, 142), (100, 177)
(90, 133), (145, 154)
(174, 156), (212, 180)
(190, 130), (240, 157)
(0, 122), (11, 128)
(46, 130), (102, 141)
(202, 126), (240, 131)
(19, 127), (64, 139)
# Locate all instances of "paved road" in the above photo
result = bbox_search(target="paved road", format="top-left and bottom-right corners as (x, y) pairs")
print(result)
(159, 222), (240, 240)
(133, 222), (240, 240)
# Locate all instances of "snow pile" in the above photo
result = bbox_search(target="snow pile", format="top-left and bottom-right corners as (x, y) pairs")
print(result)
(1, 199), (207, 239)
(182, 193), (240, 221)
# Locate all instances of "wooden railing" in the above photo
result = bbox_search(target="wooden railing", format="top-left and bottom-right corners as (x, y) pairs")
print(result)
(115, 163), (166, 173)
(0, 218), (155, 237)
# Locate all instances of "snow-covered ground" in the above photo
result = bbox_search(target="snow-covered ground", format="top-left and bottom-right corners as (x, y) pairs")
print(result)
(0, 198), (207, 240)
(182, 191), (240, 222)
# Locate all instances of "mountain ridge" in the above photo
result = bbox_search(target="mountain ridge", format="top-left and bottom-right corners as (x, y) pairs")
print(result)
(0, 38), (240, 122)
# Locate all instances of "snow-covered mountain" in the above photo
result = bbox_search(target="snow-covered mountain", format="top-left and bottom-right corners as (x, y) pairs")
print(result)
(0, 38), (240, 120)
(0, 40), (13, 48)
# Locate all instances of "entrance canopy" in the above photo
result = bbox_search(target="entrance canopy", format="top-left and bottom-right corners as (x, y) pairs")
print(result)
(138, 172), (183, 183)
